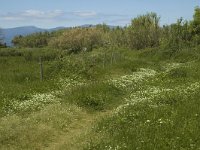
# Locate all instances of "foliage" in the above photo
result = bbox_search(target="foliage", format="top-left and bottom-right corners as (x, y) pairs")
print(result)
(11, 7), (200, 52)
(109, 26), (129, 48)
(0, 48), (22, 56)
(0, 28), (6, 48)
(190, 6), (200, 45)
(48, 27), (104, 53)
(162, 19), (192, 51)
(127, 12), (161, 49)
(12, 32), (52, 48)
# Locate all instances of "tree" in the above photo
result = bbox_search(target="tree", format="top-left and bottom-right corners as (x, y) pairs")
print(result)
(96, 23), (110, 32)
(190, 6), (200, 45)
(0, 28), (4, 46)
(192, 6), (200, 34)
(0, 28), (7, 48)
(128, 12), (161, 50)
(12, 35), (24, 47)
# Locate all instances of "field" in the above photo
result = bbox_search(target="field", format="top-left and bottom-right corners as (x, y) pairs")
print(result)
(0, 46), (200, 150)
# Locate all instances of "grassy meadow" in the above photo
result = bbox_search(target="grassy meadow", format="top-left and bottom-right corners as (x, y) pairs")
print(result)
(1, 6), (200, 149)
(0, 45), (200, 150)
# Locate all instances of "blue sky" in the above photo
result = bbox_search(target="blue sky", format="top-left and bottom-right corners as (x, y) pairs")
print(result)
(0, 0), (199, 28)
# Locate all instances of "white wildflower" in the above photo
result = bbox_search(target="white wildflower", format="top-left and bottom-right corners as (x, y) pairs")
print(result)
(11, 93), (60, 112)
(58, 78), (86, 89)
(164, 63), (183, 72)
(109, 68), (157, 89)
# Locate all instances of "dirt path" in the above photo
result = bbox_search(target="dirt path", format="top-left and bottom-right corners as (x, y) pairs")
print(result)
(45, 110), (110, 150)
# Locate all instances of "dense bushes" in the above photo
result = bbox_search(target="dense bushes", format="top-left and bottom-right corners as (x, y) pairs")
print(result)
(12, 32), (53, 48)
(0, 48), (22, 56)
(48, 28), (104, 53)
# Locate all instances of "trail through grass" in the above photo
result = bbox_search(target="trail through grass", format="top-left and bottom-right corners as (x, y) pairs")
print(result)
(1, 48), (200, 149)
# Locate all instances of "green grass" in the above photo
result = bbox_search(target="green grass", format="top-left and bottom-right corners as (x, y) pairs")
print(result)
(62, 82), (125, 111)
(0, 46), (200, 149)
(87, 93), (200, 150)
(0, 104), (83, 150)
(0, 48), (61, 116)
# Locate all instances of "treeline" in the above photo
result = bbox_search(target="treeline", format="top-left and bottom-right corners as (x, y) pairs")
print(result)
(12, 7), (200, 53)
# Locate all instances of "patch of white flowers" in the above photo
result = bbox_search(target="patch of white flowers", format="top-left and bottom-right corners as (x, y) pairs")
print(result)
(9, 93), (60, 113)
(128, 86), (172, 102)
(164, 63), (183, 72)
(5, 77), (87, 114)
(176, 82), (200, 95)
(113, 62), (200, 113)
(104, 145), (121, 150)
(58, 78), (86, 89)
(114, 86), (172, 113)
(109, 68), (157, 89)
(114, 82), (200, 114)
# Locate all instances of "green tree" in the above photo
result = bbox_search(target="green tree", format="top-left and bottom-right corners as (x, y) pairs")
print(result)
(96, 23), (110, 33)
(190, 6), (200, 45)
(12, 35), (24, 47)
(161, 18), (192, 52)
(0, 28), (6, 48)
(192, 6), (200, 34)
(0, 28), (3, 43)
(128, 12), (161, 50)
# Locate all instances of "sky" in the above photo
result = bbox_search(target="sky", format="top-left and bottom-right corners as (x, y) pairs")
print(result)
(0, 0), (199, 28)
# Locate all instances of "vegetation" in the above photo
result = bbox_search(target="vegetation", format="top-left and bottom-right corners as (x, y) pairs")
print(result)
(0, 28), (6, 48)
(11, 7), (200, 52)
(0, 7), (200, 150)
(127, 13), (161, 49)
(48, 27), (104, 53)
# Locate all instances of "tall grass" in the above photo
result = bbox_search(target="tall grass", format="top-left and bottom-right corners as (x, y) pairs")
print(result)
(0, 46), (200, 149)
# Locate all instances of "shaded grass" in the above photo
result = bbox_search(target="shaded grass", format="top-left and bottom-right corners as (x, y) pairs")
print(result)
(62, 82), (125, 111)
